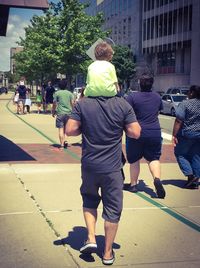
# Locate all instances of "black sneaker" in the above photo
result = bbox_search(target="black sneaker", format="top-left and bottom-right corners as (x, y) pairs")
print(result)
(185, 175), (198, 188)
(154, 178), (166, 198)
(187, 183), (199, 189)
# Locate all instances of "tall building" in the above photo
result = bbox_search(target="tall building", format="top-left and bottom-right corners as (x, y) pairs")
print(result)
(81, 0), (200, 91)
(10, 47), (23, 74)
(142, 0), (200, 91)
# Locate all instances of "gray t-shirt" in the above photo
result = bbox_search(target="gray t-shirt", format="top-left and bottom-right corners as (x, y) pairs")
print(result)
(70, 96), (137, 173)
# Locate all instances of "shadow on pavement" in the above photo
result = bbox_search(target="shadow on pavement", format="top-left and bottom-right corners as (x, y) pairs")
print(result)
(123, 180), (157, 198)
(53, 225), (120, 262)
(162, 179), (190, 188)
(0, 135), (35, 162)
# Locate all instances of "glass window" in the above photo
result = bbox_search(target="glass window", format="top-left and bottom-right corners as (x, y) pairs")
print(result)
(157, 51), (176, 74)
(123, 0), (127, 11)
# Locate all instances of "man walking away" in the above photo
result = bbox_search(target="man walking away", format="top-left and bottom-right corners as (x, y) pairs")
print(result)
(52, 79), (74, 150)
(65, 96), (141, 265)
(125, 73), (166, 198)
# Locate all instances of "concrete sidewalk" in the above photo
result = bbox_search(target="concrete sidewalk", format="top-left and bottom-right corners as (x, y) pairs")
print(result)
(0, 93), (200, 268)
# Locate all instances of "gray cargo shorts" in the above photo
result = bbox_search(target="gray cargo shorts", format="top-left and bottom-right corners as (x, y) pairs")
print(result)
(80, 168), (124, 223)
(56, 114), (70, 128)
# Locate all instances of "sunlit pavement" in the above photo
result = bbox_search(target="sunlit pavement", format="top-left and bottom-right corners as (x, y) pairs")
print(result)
(0, 93), (200, 268)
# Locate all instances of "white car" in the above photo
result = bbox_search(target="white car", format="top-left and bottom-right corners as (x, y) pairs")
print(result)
(161, 94), (187, 116)
(166, 86), (189, 95)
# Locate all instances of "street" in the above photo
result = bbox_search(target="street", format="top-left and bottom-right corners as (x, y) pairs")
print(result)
(0, 92), (200, 268)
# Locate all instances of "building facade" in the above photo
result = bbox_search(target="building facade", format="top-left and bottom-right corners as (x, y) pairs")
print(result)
(81, 0), (200, 92)
(10, 47), (23, 74)
(142, 0), (200, 91)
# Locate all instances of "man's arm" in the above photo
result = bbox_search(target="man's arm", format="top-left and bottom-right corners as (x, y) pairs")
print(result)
(51, 101), (57, 117)
(65, 118), (81, 136)
(125, 122), (141, 139)
(172, 118), (183, 146)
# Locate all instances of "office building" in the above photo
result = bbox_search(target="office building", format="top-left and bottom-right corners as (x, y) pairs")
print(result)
(10, 47), (23, 74)
(81, 0), (200, 91)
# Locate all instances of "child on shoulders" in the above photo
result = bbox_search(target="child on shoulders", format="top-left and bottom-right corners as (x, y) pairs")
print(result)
(84, 42), (119, 97)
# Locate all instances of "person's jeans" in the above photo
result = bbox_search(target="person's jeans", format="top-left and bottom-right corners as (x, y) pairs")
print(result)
(174, 136), (200, 178)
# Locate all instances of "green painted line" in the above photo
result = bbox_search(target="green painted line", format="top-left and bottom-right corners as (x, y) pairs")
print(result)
(5, 97), (200, 232)
(6, 99), (80, 161)
(136, 192), (200, 232)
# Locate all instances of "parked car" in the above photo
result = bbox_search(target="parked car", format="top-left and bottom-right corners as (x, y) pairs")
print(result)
(161, 94), (187, 116)
(166, 86), (189, 95)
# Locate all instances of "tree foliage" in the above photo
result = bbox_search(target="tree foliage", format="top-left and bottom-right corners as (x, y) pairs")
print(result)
(112, 45), (136, 89)
(14, 0), (108, 85)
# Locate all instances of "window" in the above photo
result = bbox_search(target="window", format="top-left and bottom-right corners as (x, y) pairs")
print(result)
(157, 51), (175, 74)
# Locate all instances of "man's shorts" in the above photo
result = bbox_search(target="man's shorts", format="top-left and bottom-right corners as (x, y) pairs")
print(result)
(126, 137), (162, 163)
(56, 114), (69, 128)
(81, 168), (124, 223)
(18, 99), (25, 105)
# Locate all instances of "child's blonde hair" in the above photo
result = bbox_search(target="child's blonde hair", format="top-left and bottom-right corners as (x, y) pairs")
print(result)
(94, 42), (114, 61)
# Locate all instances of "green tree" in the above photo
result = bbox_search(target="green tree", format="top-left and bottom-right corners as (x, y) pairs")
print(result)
(14, 13), (61, 84)
(112, 45), (136, 90)
(14, 0), (108, 86)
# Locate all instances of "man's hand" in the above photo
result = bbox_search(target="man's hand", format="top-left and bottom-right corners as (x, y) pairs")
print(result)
(172, 136), (178, 147)
(125, 122), (141, 139)
(65, 118), (81, 136)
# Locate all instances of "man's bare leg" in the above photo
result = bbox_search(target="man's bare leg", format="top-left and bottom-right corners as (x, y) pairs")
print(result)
(103, 221), (118, 259)
(58, 127), (65, 148)
(130, 160), (140, 185)
(83, 207), (97, 243)
(148, 160), (165, 198)
(148, 160), (161, 179)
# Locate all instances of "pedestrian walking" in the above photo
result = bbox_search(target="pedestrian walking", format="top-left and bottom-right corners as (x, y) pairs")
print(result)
(24, 87), (31, 114)
(125, 73), (166, 198)
(16, 80), (27, 114)
(52, 79), (74, 150)
(35, 87), (43, 114)
(65, 95), (141, 265)
(172, 85), (200, 189)
(44, 81), (55, 113)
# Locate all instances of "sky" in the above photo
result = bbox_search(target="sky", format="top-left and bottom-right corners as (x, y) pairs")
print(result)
(0, 1), (59, 72)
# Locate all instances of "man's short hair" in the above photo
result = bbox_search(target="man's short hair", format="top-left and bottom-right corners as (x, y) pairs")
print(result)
(58, 79), (68, 90)
(139, 74), (154, 92)
(94, 42), (114, 60)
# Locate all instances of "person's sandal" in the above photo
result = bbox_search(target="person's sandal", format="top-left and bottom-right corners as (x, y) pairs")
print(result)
(80, 241), (97, 254)
(102, 250), (115, 265)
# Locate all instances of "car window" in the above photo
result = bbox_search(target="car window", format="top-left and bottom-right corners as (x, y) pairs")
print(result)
(171, 95), (187, 102)
(171, 88), (177, 94)
(162, 95), (168, 101)
(166, 88), (172, 94)
(166, 95), (172, 101)
(181, 89), (189, 95)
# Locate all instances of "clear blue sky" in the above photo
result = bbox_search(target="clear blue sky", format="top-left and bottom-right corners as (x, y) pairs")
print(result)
(0, 0), (59, 71)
